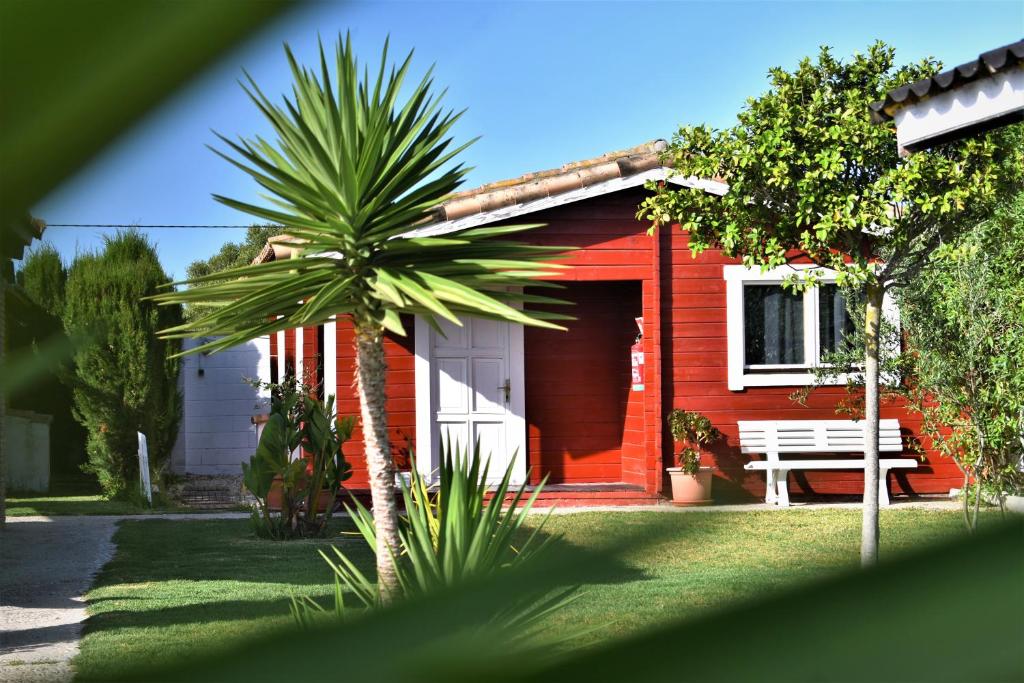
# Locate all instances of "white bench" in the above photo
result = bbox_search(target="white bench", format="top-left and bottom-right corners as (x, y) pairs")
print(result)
(739, 419), (918, 507)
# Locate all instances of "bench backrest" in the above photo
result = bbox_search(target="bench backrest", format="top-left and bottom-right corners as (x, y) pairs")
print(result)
(737, 419), (903, 457)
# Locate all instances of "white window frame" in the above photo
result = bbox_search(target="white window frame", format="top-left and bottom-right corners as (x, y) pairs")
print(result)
(724, 264), (899, 391)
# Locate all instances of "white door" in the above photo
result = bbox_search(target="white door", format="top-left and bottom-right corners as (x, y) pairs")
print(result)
(415, 314), (525, 486)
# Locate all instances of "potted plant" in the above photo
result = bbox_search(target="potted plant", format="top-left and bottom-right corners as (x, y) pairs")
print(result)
(666, 409), (721, 506)
(243, 377), (354, 539)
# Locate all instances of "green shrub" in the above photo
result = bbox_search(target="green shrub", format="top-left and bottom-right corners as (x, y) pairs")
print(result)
(183, 225), (283, 322)
(243, 377), (355, 539)
(292, 439), (574, 628)
(63, 231), (183, 497)
(16, 242), (66, 318)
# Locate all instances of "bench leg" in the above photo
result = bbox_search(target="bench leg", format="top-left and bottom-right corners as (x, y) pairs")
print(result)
(775, 471), (791, 507)
(765, 469), (777, 504)
(878, 468), (890, 507)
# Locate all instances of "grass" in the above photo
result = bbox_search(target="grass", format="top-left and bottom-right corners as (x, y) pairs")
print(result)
(76, 508), (981, 680)
(4, 494), (221, 517)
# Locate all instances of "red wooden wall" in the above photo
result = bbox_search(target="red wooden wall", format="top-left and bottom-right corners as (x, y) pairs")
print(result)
(298, 185), (960, 501)
(302, 326), (317, 384)
(514, 191), (663, 492)
(659, 223), (961, 499)
(331, 318), (417, 488)
(525, 281), (642, 484)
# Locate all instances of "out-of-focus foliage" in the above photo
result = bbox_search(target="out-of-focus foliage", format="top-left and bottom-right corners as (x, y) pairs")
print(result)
(64, 231), (183, 497)
(0, 0), (293, 242)
(898, 186), (1024, 525)
(183, 226), (285, 322)
(111, 516), (1023, 683)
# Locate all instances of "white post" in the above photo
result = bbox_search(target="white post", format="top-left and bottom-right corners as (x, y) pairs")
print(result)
(324, 317), (337, 401)
(137, 432), (152, 505)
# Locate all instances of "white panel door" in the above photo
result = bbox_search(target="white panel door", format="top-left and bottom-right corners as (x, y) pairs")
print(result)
(418, 314), (525, 486)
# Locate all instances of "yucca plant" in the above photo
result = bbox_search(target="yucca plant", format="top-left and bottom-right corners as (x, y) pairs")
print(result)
(150, 36), (572, 600)
(292, 438), (576, 638)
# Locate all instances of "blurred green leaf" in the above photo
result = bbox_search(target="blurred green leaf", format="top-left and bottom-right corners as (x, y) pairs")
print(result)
(518, 518), (1024, 683)
(0, 330), (86, 397)
(104, 518), (1024, 683)
(0, 0), (295, 234)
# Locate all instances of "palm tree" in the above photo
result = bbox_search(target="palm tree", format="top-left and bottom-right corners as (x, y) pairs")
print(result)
(154, 37), (570, 603)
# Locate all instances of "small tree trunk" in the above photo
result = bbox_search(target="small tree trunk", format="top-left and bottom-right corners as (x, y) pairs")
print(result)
(972, 476), (982, 532)
(861, 281), (883, 568)
(353, 323), (401, 604)
(0, 272), (6, 530)
(961, 470), (971, 531)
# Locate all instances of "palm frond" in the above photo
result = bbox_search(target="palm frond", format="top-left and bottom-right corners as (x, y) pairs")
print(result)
(153, 35), (573, 344)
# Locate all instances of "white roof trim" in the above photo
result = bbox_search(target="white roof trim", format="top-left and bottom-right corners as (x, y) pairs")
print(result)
(893, 65), (1024, 155)
(404, 167), (727, 238)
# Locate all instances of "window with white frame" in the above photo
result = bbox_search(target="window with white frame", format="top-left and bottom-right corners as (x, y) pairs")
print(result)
(724, 264), (893, 390)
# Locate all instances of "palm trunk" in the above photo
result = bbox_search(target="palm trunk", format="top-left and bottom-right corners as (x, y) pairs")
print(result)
(353, 324), (401, 604)
(861, 281), (883, 567)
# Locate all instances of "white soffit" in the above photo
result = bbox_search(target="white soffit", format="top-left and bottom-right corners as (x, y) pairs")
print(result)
(894, 65), (1024, 154)
(404, 168), (728, 238)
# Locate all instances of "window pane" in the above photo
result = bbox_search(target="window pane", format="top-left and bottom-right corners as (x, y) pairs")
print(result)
(819, 284), (855, 356)
(744, 285), (804, 365)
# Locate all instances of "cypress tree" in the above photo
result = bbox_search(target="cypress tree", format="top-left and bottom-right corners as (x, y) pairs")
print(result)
(64, 231), (183, 497)
(16, 242), (66, 317)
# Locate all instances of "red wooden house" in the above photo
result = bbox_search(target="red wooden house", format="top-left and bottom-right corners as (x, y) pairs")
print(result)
(256, 140), (960, 505)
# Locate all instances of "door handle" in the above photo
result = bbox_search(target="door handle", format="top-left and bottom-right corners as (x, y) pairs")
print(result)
(499, 379), (510, 403)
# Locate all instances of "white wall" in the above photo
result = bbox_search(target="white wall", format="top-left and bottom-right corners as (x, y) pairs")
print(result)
(172, 337), (271, 476)
(5, 410), (51, 492)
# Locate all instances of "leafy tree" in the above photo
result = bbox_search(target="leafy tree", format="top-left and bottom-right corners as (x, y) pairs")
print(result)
(898, 190), (1024, 529)
(16, 242), (66, 318)
(152, 37), (570, 601)
(65, 231), (184, 497)
(639, 42), (1019, 565)
(183, 225), (284, 321)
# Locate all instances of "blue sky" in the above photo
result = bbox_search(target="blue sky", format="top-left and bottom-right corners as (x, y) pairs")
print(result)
(32, 1), (1023, 279)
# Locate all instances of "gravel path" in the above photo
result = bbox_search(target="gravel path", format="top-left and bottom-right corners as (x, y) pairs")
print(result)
(0, 512), (249, 683)
(1, 516), (117, 683)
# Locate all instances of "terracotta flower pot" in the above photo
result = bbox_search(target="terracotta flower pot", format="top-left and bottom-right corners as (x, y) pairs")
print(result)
(666, 467), (713, 506)
(266, 476), (336, 513)
(307, 487), (338, 514)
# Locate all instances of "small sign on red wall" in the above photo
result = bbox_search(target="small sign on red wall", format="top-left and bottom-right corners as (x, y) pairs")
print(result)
(631, 316), (644, 391)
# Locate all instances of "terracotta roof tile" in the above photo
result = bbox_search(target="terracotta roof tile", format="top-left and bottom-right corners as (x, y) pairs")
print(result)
(430, 139), (667, 222)
(252, 139), (669, 264)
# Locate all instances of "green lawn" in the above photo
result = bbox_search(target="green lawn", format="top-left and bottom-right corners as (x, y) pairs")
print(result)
(6, 494), (232, 516)
(76, 508), (977, 680)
